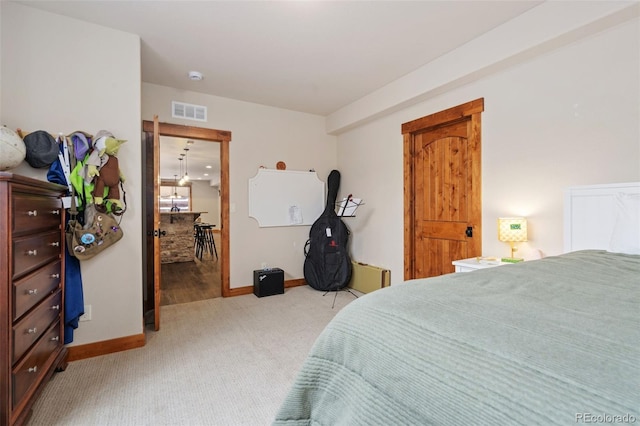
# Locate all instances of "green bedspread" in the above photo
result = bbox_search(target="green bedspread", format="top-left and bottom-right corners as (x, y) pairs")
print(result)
(274, 250), (640, 425)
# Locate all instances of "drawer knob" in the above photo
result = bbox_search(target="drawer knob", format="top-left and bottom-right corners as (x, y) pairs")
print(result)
(49, 241), (60, 247)
(27, 249), (38, 256)
(51, 273), (60, 279)
(27, 327), (38, 334)
(27, 288), (38, 295)
(51, 304), (60, 311)
(51, 336), (60, 342)
(51, 209), (61, 215)
(28, 366), (38, 373)
(28, 210), (38, 217)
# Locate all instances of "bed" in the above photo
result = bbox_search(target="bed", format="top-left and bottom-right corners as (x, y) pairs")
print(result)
(274, 182), (640, 425)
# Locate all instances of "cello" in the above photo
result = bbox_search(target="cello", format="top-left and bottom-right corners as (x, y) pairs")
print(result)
(303, 170), (352, 291)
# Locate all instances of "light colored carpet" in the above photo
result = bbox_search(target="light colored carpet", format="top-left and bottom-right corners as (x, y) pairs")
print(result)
(28, 286), (360, 426)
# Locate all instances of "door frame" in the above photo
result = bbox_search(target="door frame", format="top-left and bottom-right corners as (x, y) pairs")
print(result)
(142, 120), (232, 330)
(402, 98), (484, 280)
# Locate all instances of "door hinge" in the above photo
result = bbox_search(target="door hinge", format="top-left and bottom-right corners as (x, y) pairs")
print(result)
(465, 226), (473, 238)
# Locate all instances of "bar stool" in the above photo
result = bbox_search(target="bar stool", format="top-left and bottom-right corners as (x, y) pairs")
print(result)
(201, 224), (218, 260)
(194, 223), (217, 260)
(194, 224), (206, 260)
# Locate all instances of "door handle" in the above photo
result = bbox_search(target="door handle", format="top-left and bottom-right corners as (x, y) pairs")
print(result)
(465, 226), (473, 238)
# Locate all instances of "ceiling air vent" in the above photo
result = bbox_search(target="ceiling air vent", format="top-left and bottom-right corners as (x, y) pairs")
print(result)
(172, 101), (207, 122)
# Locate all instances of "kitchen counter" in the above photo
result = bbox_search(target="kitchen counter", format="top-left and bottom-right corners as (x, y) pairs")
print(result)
(160, 212), (206, 263)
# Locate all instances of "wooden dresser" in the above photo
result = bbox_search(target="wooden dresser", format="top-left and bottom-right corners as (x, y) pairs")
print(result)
(0, 172), (68, 426)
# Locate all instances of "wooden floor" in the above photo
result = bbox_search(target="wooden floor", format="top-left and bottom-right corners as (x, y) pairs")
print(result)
(160, 232), (221, 306)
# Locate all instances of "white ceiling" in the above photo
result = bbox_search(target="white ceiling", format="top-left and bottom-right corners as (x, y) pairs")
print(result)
(14, 0), (541, 116)
(160, 136), (220, 183)
(13, 0), (542, 179)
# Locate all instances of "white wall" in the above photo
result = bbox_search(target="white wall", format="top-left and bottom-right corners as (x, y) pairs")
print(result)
(337, 17), (640, 283)
(191, 180), (219, 226)
(0, 3), (3, 121)
(1, 3), (143, 346)
(142, 84), (337, 287)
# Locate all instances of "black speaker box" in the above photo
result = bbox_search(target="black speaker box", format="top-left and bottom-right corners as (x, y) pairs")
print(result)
(253, 268), (284, 297)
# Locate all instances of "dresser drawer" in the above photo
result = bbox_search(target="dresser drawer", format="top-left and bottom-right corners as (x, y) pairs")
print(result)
(12, 290), (62, 363)
(12, 321), (62, 408)
(12, 231), (62, 279)
(13, 260), (62, 320)
(13, 194), (63, 235)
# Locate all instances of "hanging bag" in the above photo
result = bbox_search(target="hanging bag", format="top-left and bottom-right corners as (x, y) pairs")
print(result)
(64, 137), (124, 260)
(67, 206), (123, 260)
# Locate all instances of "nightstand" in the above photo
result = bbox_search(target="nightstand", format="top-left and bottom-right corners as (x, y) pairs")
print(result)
(452, 257), (507, 273)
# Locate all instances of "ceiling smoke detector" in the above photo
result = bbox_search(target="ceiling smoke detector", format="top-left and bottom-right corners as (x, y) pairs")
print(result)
(188, 71), (203, 81)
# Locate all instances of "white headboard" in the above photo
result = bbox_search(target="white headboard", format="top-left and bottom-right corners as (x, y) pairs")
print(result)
(564, 182), (640, 253)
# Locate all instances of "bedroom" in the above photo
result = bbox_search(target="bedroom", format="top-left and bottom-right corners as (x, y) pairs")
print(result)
(0, 1), (638, 422)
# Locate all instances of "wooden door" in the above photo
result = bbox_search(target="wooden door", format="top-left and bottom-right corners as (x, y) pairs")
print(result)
(152, 117), (161, 330)
(142, 116), (162, 330)
(403, 99), (483, 279)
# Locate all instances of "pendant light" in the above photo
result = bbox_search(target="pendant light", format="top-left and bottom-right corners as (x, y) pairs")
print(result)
(171, 174), (179, 198)
(182, 147), (190, 183)
(178, 154), (185, 186)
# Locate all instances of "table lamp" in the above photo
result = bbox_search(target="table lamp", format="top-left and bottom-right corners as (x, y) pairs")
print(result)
(498, 217), (527, 262)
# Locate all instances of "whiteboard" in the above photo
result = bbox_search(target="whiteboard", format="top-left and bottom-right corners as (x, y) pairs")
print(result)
(248, 169), (325, 227)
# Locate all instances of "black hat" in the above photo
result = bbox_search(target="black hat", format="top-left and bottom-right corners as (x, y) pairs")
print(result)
(24, 131), (58, 168)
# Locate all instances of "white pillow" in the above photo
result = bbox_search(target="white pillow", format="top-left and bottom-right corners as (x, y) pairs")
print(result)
(608, 192), (640, 255)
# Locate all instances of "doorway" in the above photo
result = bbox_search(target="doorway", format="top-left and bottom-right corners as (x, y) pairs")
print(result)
(159, 136), (221, 305)
(402, 98), (483, 280)
(142, 120), (231, 331)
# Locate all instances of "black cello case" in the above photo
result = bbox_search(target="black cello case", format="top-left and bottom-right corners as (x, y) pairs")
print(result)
(304, 170), (352, 291)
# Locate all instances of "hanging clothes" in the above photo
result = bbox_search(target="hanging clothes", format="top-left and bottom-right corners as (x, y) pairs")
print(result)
(47, 135), (85, 344)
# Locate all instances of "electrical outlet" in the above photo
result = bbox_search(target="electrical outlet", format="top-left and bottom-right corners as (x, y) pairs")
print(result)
(79, 305), (92, 321)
